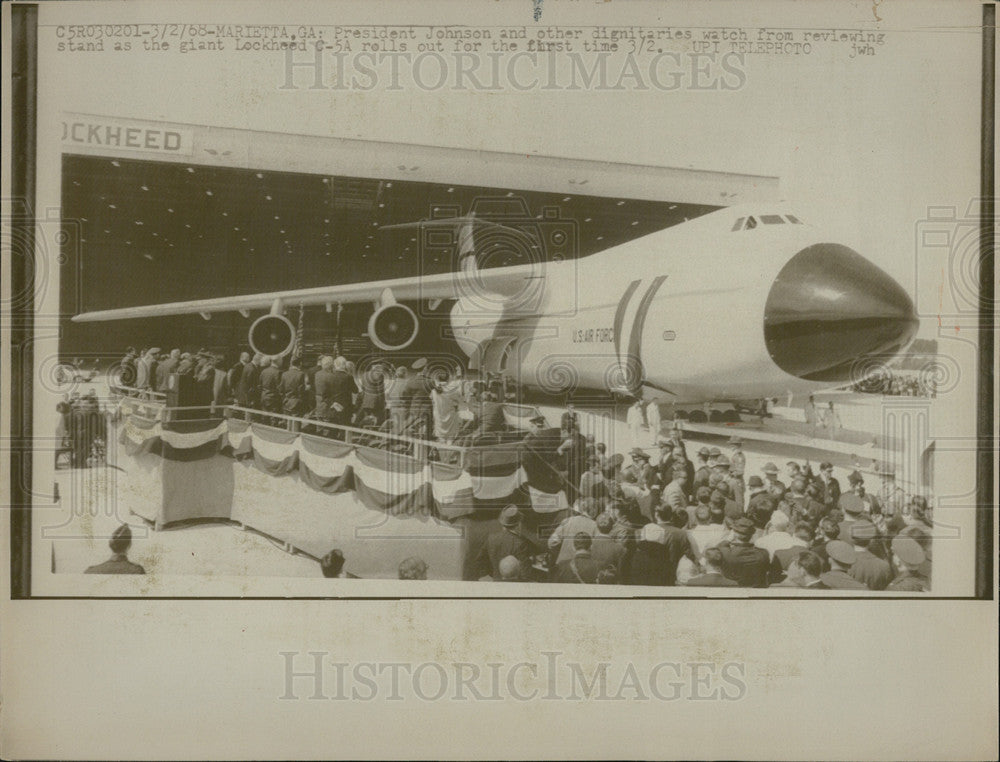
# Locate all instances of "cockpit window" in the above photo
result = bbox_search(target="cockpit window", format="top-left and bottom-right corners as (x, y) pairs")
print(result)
(745, 216), (757, 229)
(731, 217), (745, 231)
(786, 214), (802, 224)
(761, 215), (785, 225)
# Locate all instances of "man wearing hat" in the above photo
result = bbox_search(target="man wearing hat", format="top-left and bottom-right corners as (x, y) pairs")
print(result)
(480, 505), (535, 580)
(655, 437), (676, 484)
(624, 447), (654, 488)
(745, 475), (770, 517)
(692, 446), (712, 492)
(820, 541), (867, 589)
(707, 446), (722, 469)
(836, 491), (871, 545)
(886, 537), (929, 592)
(848, 520), (893, 590)
(728, 436), (746, 477)
(85, 524), (145, 575)
(716, 517), (771, 587)
(761, 462), (786, 493)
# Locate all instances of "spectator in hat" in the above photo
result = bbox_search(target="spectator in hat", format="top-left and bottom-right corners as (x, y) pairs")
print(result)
(480, 505), (534, 580)
(745, 475), (770, 515)
(320, 548), (359, 579)
(716, 518), (771, 587)
(685, 547), (738, 587)
(771, 550), (829, 589)
(621, 523), (673, 586)
(548, 497), (600, 566)
(836, 491), (871, 544)
(820, 541), (867, 589)
(656, 437), (676, 483)
(886, 537), (929, 591)
(847, 521), (893, 590)
(728, 435), (746, 477)
(706, 446), (722, 468)
(398, 556), (429, 580)
(693, 447), (712, 492)
(761, 462), (786, 494)
(770, 524), (814, 581)
(847, 470), (881, 516)
(754, 510), (796, 561)
(85, 524), (145, 575)
(555, 533), (600, 584)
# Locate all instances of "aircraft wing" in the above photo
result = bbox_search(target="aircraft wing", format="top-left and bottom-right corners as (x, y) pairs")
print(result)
(71, 264), (540, 322)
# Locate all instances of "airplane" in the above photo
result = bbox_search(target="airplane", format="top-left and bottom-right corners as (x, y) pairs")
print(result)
(72, 200), (920, 408)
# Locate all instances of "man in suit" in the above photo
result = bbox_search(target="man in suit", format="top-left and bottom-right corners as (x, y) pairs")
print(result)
(237, 353), (262, 408)
(590, 512), (626, 574)
(770, 551), (829, 589)
(481, 505), (535, 580)
(211, 355), (231, 410)
(817, 461), (841, 513)
(848, 520), (893, 590)
(258, 357), (283, 413)
(554, 533), (599, 583)
(886, 537), (930, 592)
(156, 348), (181, 392)
(761, 462), (786, 494)
(621, 523), (673, 586)
(685, 547), (738, 587)
(85, 524), (145, 575)
(770, 524), (814, 582)
(820, 541), (868, 589)
(692, 446), (712, 492)
(717, 518), (771, 587)
(279, 356), (307, 417)
(312, 355), (336, 423)
(653, 507), (696, 586)
(327, 356), (358, 427)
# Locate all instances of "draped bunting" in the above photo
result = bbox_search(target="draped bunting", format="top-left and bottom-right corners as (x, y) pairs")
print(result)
(117, 412), (571, 520)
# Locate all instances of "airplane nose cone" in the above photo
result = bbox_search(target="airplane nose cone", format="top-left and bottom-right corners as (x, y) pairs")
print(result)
(764, 243), (919, 382)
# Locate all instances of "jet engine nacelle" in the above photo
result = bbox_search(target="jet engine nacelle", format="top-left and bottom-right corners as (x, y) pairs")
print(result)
(248, 314), (296, 358)
(368, 303), (419, 351)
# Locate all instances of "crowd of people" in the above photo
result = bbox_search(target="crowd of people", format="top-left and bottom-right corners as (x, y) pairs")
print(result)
(460, 429), (933, 590)
(114, 345), (525, 450)
(102, 345), (934, 591)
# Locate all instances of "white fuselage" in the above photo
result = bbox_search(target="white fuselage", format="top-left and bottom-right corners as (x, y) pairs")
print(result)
(450, 205), (852, 403)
